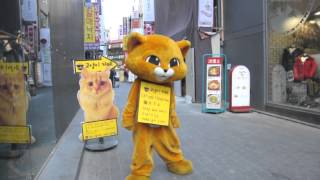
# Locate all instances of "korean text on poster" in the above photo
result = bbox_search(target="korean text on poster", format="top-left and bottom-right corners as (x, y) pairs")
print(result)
(0, 126), (31, 144)
(138, 81), (171, 126)
(82, 119), (118, 140)
(0, 62), (29, 74)
(73, 57), (117, 73)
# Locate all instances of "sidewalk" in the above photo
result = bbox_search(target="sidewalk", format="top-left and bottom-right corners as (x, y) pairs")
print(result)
(76, 82), (320, 180)
(35, 82), (320, 180)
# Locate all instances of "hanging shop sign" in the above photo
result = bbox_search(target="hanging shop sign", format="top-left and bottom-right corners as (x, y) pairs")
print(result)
(21, 0), (38, 22)
(229, 65), (252, 112)
(123, 35), (128, 51)
(143, 0), (155, 22)
(131, 18), (141, 29)
(202, 54), (227, 113)
(82, 119), (118, 141)
(39, 28), (51, 63)
(138, 81), (171, 126)
(26, 24), (38, 54)
(0, 61), (29, 75)
(123, 17), (128, 35)
(198, 0), (214, 27)
(73, 56), (117, 73)
(0, 126), (32, 144)
(84, 5), (96, 43)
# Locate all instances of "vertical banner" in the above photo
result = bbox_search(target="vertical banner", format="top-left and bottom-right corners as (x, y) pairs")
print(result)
(94, 4), (100, 44)
(84, 5), (96, 43)
(123, 17), (128, 35)
(39, 28), (51, 63)
(206, 57), (223, 109)
(143, 0), (155, 35)
(143, 0), (155, 22)
(198, 0), (214, 27)
(39, 28), (52, 86)
(84, 3), (101, 50)
(21, 0), (38, 22)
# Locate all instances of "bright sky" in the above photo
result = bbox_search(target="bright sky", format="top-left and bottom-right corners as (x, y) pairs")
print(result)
(102, 0), (136, 40)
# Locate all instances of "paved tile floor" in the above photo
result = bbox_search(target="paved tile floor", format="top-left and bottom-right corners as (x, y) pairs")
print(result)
(78, 82), (320, 180)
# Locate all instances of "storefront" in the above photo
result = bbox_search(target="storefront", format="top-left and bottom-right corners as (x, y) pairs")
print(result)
(222, 0), (320, 123)
(0, 0), (84, 179)
(266, 0), (320, 123)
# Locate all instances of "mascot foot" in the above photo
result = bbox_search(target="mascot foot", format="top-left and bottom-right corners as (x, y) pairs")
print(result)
(167, 159), (193, 175)
(125, 174), (150, 180)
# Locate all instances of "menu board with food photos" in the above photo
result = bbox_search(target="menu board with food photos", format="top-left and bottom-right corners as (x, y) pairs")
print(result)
(206, 57), (223, 109)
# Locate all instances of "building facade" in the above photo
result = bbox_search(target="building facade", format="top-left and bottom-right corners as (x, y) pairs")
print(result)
(224, 0), (320, 124)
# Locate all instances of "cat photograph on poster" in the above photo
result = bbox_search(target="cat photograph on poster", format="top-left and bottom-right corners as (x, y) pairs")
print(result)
(77, 68), (119, 140)
(0, 71), (29, 126)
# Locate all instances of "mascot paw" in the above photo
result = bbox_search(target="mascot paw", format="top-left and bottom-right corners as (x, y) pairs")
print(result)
(167, 159), (193, 175)
(125, 174), (150, 180)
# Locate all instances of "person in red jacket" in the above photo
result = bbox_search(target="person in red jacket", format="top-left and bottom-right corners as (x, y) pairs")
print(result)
(293, 54), (318, 81)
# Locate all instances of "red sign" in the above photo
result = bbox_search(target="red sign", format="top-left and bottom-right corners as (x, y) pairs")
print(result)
(132, 19), (140, 29)
(207, 57), (223, 64)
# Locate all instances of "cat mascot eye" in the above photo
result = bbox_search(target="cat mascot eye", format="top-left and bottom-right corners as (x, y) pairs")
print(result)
(169, 58), (180, 67)
(145, 55), (160, 66)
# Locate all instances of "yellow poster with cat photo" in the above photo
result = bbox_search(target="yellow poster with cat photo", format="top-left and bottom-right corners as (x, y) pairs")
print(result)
(138, 81), (171, 126)
(77, 68), (119, 141)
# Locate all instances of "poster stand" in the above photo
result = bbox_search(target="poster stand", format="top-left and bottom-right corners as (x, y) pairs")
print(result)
(74, 56), (119, 151)
(0, 144), (25, 158)
(201, 54), (228, 113)
(84, 136), (118, 151)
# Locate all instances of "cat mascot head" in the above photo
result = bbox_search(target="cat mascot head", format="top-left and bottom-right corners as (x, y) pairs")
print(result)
(125, 32), (191, 83)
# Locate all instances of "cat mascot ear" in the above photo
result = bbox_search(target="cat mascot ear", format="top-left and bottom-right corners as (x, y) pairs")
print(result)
(176, 40), (191, 58)
(127, 32), (146, 53)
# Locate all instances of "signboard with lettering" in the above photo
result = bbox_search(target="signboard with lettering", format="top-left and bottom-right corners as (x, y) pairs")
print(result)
(84, 5), (96, 43)
(73, 56), (117, 73)
(0, 61), (29, 74)
(138, 81), (171, 126)
(0, 126), (31, 144)
(82, 119), (118, 141)
(229, 65), (251, 112)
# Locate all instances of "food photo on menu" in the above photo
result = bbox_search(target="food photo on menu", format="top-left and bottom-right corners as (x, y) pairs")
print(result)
(207, 94), (220, 105)
(208, 80), (220, 90)
(208, 66), (220, 76)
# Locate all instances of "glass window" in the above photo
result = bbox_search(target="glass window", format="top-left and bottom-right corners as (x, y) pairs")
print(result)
(267, 0), (320, 111)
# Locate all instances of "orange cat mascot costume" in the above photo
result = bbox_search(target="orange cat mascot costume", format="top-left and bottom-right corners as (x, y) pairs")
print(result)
(123, 32), (193, 180)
